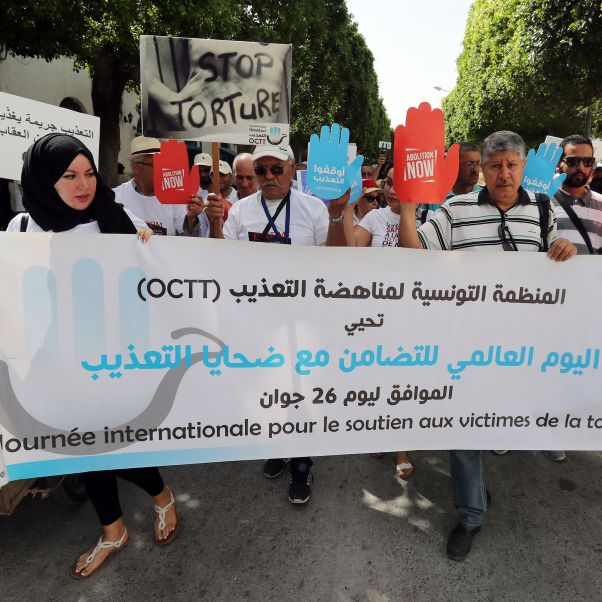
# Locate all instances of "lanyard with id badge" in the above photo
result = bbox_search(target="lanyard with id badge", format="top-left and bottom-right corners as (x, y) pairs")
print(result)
(248, 192), (292, 244)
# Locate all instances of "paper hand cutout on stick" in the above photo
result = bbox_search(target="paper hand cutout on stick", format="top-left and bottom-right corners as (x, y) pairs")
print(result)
(307, 123), (364, 202)
(522, 142), (566, 197)
(394, 103), (459, 204)
(154, 140), (200, 204)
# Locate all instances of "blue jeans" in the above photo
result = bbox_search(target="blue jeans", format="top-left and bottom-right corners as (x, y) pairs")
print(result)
(449, 450), (487, 528)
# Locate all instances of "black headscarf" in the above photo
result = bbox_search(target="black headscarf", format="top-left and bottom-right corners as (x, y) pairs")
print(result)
(21, 133), (137, 234)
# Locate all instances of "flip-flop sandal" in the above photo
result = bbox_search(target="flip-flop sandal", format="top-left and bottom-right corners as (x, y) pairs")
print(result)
(154, 487), (179, 546)
(395, 462), (415, 480)
(70, 528), (128, 580)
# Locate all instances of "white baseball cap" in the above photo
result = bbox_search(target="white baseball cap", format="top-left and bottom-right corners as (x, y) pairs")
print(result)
(193, 152), (213, 167)
(252, 144), (295, 162)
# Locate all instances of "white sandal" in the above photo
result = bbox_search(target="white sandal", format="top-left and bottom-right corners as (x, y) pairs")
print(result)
(154, 487), (179, 546)
(70, 528), (128, 580)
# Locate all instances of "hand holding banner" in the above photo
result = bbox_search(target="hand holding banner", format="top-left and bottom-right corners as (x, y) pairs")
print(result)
(307, 124), (364, 201)
(154, 140), (200, 204)
(522, 142), (566, 197)
(394, 103), (459, 204)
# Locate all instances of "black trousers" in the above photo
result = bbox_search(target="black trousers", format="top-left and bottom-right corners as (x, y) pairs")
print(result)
(82, 467), (164, 526)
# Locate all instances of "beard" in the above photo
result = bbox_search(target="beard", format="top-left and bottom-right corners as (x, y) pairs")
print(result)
(200, 174), (212, 187)
(564, 171), (588, 188)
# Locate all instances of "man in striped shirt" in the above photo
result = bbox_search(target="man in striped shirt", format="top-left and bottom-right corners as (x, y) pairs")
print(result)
(398, 130), (576, 562)
(553, 134), (602, 254)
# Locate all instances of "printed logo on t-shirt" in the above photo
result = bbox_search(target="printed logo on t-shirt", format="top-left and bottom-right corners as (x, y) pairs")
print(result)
(382, 223), (399, 247)
(146, 221), (168, 236)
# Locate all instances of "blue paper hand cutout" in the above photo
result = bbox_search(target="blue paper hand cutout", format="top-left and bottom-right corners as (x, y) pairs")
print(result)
(348, 167), (363, 203)
(307, 123), (364, 201)
(522, 142), (566, 197)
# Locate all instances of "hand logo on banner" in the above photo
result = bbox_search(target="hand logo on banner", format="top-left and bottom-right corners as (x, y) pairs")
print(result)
(394, 103), (459, 204)
(522, 142), (566, 197)
(307, 124), (364, 203)
(154, 140), (200, 204)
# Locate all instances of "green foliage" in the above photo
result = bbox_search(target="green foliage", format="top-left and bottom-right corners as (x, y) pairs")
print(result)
(0, 0), (389, 174)
(444, 0), (602, 147)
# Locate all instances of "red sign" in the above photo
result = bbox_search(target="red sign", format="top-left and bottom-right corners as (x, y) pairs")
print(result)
(394, 103), (459, 204)
(154, 140), (200, 204)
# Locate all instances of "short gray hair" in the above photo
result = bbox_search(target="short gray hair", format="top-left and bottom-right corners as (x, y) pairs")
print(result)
(481, 131), (526, 163)
(232, 152), (253, 174)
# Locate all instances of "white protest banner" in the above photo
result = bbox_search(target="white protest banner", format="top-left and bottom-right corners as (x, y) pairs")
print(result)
(379, 141), (391, 150)
(140, 36), (292, 145)
(1, 234), (601, 486)
(0, 92), (100, 181)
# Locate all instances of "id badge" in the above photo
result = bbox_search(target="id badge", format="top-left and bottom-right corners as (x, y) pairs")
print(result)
(248, 232), (292, 244)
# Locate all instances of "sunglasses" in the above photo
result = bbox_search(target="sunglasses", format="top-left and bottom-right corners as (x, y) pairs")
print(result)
(362, 194), (380, 203)
(254, 165), (285, 176)
(562, 156), (596, 168)
(498, 217), (518, 251)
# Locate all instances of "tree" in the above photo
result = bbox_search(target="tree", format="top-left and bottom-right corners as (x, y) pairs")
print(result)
(0, 1), (242, 185)
(443, 0), (601, 147)
(0, 1), (389, 180)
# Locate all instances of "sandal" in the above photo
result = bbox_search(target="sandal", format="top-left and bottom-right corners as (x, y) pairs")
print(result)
(394, 452), (414, 480)
(70, 528), (128, 580)
(154, 487), (179, 546)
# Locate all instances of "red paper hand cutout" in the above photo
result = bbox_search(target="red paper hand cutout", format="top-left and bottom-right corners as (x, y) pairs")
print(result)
(394, 102), (459, 204)
(154, 140), (200, 204)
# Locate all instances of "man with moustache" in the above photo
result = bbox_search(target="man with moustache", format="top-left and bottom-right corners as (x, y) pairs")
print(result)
(205, 143), (348, 504)
(553, 134), (602, 255)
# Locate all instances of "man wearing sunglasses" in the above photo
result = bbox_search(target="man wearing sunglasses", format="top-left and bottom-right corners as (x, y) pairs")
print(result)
(397, 130), (576, 562)
(114, 136), (198, 237)
(204, 144), (348, 504)
(553, 134), (602, 255)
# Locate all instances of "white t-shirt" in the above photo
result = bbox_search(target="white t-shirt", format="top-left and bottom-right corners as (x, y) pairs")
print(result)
(226, 188), (239, 203)
(223, 188), (329, 246)
(6, 208), (146, 233)
(358, 207), (399, 247)
(114, 179), (187, 236)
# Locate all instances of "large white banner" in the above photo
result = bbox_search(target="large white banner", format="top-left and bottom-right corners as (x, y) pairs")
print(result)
(0, 92), (100, 181)
(1, 234), (601, 487)
(140, 36), (292, 145)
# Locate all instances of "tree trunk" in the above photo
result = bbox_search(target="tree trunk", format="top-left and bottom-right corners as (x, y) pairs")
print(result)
(91, 51), (128, 187)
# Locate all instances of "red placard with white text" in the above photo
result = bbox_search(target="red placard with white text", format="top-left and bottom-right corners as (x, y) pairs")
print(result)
(153, 140), (200, 204)
(394, 103), (459, 204)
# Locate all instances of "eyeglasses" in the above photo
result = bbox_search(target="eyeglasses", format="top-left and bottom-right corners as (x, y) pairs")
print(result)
(562, 156), (596, 168)
(462, 161), (480, 168)
(362, 194), (380, 203)
(135, 161), (153, 168)
(498, 215), (518, 251)
(254, 165), (285, 176)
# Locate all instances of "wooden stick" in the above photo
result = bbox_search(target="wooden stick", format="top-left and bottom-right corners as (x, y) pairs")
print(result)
(212, 141), (220, 194)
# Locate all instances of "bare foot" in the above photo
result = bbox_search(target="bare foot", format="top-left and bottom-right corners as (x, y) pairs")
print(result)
(71, 519), (128, 579)
(153, 486), (178, 543)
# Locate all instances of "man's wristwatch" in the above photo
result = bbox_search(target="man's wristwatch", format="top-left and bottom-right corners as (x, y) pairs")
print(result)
(329, 213), (345, 224)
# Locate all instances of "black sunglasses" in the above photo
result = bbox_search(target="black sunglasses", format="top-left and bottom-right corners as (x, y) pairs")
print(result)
(254, 165), (285, 176)
(498, 215), (518, 251)
(563, 156), (596, 168)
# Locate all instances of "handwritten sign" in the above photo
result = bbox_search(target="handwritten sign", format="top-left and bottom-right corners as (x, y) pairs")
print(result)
(0, 234), (601, 487)
(140, 36), (292, 145)
(306, 124), (364, 201)
(394, 102), (459, 204)
(0, 92), (100, 181)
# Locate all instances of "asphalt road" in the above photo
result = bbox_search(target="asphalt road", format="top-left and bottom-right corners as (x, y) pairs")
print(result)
(1, 450), (601, 601)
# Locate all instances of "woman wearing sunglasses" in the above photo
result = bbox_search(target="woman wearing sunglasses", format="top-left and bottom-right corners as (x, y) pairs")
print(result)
(348, 166), (414, 479)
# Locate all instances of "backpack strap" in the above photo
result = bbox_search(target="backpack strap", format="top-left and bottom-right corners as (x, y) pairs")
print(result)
(20, 213), (29, 232)
(535, 193), (549, 252)
(552, 191), (595, 255)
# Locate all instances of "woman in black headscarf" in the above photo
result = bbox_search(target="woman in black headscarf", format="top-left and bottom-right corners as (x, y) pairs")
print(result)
(8, 134), (179, 578)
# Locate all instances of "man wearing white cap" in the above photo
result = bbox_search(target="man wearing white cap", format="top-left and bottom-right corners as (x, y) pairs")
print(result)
(204, 143), (348, 504)
(193, 152), (213, 201)
(114, 136), (205, 236)
(214, 160), (238, 204)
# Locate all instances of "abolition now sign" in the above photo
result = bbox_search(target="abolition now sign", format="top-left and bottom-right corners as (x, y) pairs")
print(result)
(140, 36), (292, 145)
(0, 234), (601, 486)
